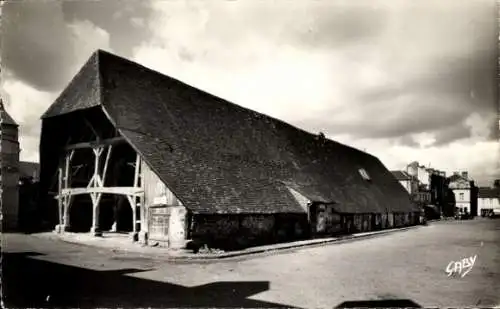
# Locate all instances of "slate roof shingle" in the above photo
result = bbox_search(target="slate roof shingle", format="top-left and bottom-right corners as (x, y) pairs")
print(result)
(391, 170), (413, 181)
(478, 187), (500, 199)
(40, 50), (419, 215)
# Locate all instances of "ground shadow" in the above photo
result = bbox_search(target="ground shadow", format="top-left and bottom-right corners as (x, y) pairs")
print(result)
(2, 252), (297, 308)
(335, 299), (422, 308)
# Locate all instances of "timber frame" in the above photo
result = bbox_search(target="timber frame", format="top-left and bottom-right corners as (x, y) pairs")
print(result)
(54, 136), (145, 238)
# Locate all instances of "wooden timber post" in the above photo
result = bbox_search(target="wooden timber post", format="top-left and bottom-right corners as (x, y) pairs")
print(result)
(126, 153), (142, 242)
(89, 147), (104, 236)
(55, 150), (74, 233)
(62, 150), (75, 231)
(88, 145), (112, 236)
(55, 167), (63, 233)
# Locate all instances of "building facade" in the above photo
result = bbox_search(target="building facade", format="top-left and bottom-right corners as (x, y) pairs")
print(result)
(406, 162), (431, 190)
(478, 187), (500, 216)
(448, 172), (478, 216)
(406, 162), (432, 205)
(0, 99), (20, 231)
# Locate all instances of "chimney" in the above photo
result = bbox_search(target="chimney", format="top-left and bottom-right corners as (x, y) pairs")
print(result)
(462, 171), (468, 179)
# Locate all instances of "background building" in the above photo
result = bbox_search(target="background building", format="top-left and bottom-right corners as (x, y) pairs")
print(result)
(406, 162), (431, 190)
(390, 170), (418, 195)
(397, 162), (455, 219)
(478, 181), (500, 217)
(1, 99), (20, 231)
(448, 171), (478, 216)
(0, 99), (41, 231)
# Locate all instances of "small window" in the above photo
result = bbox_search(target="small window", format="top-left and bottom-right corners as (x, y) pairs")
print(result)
(459, 193), (464, 200)
(359, 168), (371, 181)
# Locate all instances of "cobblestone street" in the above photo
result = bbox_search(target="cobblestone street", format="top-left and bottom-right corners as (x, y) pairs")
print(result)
(3, 219), (500, 308)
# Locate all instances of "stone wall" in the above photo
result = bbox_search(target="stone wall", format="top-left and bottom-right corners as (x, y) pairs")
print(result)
(190, 213), (307, 250)
(188, 209), (422, 251)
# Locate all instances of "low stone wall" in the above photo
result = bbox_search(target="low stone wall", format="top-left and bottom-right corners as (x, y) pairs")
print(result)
(334, 211), (420, 236)
(189, 210), (422, 251)
(190, 213), (307, 250)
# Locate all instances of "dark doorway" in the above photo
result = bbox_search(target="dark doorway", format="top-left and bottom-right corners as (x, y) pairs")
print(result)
(113, 195), (133, 232)
(69, 195), (93, 232)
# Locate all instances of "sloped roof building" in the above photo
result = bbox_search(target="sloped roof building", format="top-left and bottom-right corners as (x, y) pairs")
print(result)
(40, 50), (419, 248)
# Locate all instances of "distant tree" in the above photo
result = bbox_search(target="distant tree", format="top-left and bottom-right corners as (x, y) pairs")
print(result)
(494, 179), (500, 189)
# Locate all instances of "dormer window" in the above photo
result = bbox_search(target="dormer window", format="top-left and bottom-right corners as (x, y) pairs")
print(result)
(359, 168), (371, 181)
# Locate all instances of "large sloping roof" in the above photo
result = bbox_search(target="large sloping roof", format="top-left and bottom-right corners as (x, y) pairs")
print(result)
(40, 50), (418, 214)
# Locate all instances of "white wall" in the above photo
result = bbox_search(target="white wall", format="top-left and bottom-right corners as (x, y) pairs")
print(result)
(399, 179), (419, 195)
(478, 198), (500, 213)
(141, 160), (187, 248)
(417, 166), (430, 189)
(453, 189), (471, 212)
(398, 180), (411, 194)
(406, 163), (430, 190)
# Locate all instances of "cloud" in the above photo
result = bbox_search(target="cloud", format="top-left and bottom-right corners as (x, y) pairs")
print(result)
(1, 79), (58, 162)
(1, 0), (498, 186)
(128, 0), (498, 185)
(130, 0), (497, 145)
(61, 0), (155, 57)
(1, 2), (114, 162)
(1, 1), (112, 92)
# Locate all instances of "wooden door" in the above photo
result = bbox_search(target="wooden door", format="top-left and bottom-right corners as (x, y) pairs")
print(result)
(148, 206), (170, 243)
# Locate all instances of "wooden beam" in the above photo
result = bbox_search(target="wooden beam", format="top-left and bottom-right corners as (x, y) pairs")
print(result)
(90, 147), (103, 235)
(69, 149), (75, 162)
(83, 117), (101, 140)
(101, 145), (113, 186)
(56, 186), (144, 198)
(130, 154), (142, 234)
(88, 147), (103, 187)
(64, 152), (73, 189)
(62, 151), (74, 227)
(71, 164), (85, 177)
(94, 146), (112, 210)
(57, 167), (63, 227)
(133, 154), (140, 188)
(64, 136), (126, 151)
(126, 195), (137, 233)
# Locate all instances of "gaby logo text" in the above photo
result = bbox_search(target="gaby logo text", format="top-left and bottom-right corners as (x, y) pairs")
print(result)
(445, 255), (477, 278)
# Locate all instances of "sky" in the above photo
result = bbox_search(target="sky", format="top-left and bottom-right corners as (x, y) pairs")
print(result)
(1, 0), (499, 186)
